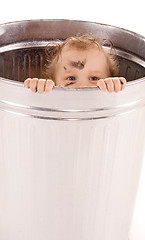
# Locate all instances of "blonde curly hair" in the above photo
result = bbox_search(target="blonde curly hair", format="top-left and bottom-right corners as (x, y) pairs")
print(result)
(44, 35), (120, 81)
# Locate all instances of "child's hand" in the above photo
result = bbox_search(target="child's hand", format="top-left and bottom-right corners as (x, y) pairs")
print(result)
(24, 78), (55, 93)
(97, 77), (126, 93)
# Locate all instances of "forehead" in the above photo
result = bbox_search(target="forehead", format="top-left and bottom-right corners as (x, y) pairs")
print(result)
(57, 46), (109, 74)
(59, 45), (108, 63)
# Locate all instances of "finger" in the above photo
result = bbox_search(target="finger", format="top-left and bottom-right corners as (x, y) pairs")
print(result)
(113, 78), (121, 92)
(30, 78), (38, 93)
(45, 79), (55, 93)
(24, 78), (31, 88)
(97, 79), (107, 92)
(37, 79), (46, 94)
(104, 78), (114, 93)
(120, 77), (126, 91)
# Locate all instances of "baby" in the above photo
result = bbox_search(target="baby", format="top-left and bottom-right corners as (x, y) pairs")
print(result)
(24, 35), (126, 93)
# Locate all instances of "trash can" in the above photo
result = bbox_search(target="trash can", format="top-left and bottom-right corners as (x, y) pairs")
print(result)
(0, 19), (145, 240)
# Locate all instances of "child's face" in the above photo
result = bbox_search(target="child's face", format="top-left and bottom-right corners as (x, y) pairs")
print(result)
(54, 46), (110, 87)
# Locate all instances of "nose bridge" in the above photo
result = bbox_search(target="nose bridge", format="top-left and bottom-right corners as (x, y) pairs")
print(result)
(78, 78), (95, 87)
(77, 81), (91, 87)
(76, 71), (91, 87)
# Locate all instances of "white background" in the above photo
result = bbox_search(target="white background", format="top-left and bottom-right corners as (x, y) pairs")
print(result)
(0, 0), (145, 239)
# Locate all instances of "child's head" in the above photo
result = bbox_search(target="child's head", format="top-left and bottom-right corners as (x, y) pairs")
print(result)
(45, 35), (120, 87)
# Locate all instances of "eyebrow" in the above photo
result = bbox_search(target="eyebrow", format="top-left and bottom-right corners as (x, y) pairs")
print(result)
(88, 71), (108, 78)
(62, 70), (77, 79)
(64, 69), (103, 74)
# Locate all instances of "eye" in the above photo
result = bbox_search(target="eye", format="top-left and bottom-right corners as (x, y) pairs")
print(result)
(65, 76), (77, 87)
(67, 76), (76, 81)
(89, 76), (98, 81)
